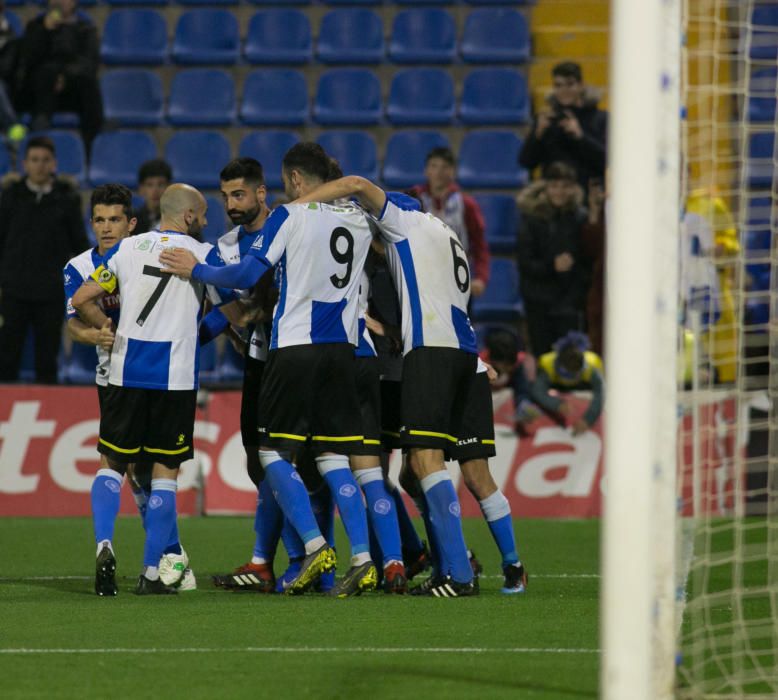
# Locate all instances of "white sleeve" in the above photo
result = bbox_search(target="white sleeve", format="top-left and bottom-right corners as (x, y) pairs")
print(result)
(373, 199), (410, 244)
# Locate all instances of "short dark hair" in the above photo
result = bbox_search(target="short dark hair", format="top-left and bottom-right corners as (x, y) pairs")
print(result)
(326, 156), (343, 182)
(282, 142), (330, 183)
(137, 158), (172, 185)
(25, 136), (55, 157)
(425, 146), (455, 167)
(485, 328), (520, 364)
(90, 183), (134, 220)
(220, 157), (265, 188)
(552, 61), (583, 82)
(543, 161), (578, 183)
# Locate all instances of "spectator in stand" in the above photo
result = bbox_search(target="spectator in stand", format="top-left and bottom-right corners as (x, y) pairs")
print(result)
(0, 2), (24, 144)
(480, 328), (538, 435)
(410, 147), (490, 297)
(580, 177), (607, 355)
(17, 0), (103, 154)
(516, 161), (590, 356)
(519, 61), (607, 191)
(0, 135), (88, 383)
(134, 159), (172, 234)
(529, 331), (604, 436)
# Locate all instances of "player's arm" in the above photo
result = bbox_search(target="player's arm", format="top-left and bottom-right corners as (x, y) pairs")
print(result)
(293, 176), (387, 217)
(159, 247), (270, 289)
(529, 367), (564, 414)
(582, 369), (605, 427)
(66, 317), (115, 351)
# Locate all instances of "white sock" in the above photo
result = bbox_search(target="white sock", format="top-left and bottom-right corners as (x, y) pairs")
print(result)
(304, 536), (327, 555)
(144, 566), (159, 581)
(96, 539), (113, 557)
(251, 556), (268, 565)
(351, 552), (371, 567)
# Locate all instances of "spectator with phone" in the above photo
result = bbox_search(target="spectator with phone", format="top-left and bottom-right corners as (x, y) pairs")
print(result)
(518, 61), (607, 191)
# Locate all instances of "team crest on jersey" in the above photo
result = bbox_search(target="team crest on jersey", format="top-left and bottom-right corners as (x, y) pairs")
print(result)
(134, 239), (152, 252)
(98, 269), (113, 283)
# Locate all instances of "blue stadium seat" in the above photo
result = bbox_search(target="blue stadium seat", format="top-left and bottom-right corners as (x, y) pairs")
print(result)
(317, 131), (378, 180)
(325, 0), (381, 4)
(64, 343), (99, 386)
(465, 0), (534, 4)
(382, 130), (448, 188)
(244, 10), (312, 64)
(386, 68), (454, 125)
(165, 131), (231, 189)
(172, 9), (239, 65)
(105, 0), (168, 5)
(750, 5), (778, 60)
(101, 69), (163, 126)
(0, 141), (11, 177)
(460, 9), (530, 63)
(394, 0), (452, 5)
(388, 9), (456, 64)
(239, 131), (300, 189)
(459, 68), (530, 125)
(88, 131), (157, 187)
(316, 9), (384, 64)
(747, 132), (775, 188)
(458, 131), (527, 188)
(101, 9), (167, 65)
(202, 194), (229, 245)
(471, 259), (524, 322)
(178, 0), (238, 5)
(168, 69), (236, 126)
(218, 341), (245, 383)
(748, 68), (777, 123)
(6, 10), (22, 37)
(21, 130), (85, 184)
(745, 196), (772, 256)
(747, 263), (771, 291)
(474, 194), (519, 254)
(246, 0), (310, 4)
(313, 69), (382, 126)
(240, 69), (308, 126)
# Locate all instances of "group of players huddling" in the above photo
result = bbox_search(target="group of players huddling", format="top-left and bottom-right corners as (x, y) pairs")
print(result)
(67, 142), (527, 598)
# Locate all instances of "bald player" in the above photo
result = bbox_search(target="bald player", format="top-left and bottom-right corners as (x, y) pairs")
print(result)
(72, 184), (244, 595)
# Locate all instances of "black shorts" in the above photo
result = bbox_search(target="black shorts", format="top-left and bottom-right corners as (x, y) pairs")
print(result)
(351, 356), (382, 457)
(380, 379), (402, 451)
(240, 355), (265, 448)
(256, 343), (364, 455)
(400, 347), (496, 462)
(97, 384), (197, 467)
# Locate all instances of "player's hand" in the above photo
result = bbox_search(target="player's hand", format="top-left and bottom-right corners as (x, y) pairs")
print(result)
(471, 279), (486, 297)
(365, 313), (386, 336)
(571, 419), (589, 436)
(483, 361), (498, 383)
(159, 247), (198, 279)
(97, 318), (115, 351)
(554, 252), (574, 273)
(227, 327), (247, 355)
(536, 110), (553, 136)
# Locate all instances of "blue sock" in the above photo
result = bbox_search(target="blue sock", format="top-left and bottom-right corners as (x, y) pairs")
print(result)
(143, 479), (178, 569)
(413, 495), (442, 576)
(280, 518), (306, 561)
(480, 490), (519, 567)
(316, 455), (370, 562)
(253, 479), (283, 562)
(260, 452), (324, 550)
(355, 468), (402, 565)
(391, 484), (424, 556)
(132, 488), (148, 531)
(420, 471), (472, 583)
(163, 519), (182, 556)
(91, 468), (122, 548)
(309, 483), (336, 547)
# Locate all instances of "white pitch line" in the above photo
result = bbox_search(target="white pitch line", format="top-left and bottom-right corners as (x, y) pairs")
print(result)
(0, 574), (599, 582)
(0, 646), (599, 655)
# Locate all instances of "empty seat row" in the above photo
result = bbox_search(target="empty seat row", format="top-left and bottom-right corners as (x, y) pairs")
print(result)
(101, 7), (529, 65)
(4, 128), (527, 191)
(102, 67), (530, 127)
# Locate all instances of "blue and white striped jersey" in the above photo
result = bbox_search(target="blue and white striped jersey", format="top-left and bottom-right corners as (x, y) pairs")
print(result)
(374, 197), (478, 356)
(64, 246), (121, 387)
(91, 230), (233, 391)
(355, 269), (377, 359)
(247, 202), (372, 350)
(218, 224), (268, 362)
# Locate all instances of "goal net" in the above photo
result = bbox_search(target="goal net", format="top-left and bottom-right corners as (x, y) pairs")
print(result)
(675, 1), (777, 698)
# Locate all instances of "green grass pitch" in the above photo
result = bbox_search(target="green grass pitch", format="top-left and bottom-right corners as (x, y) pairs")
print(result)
(0, 517), (600, 699)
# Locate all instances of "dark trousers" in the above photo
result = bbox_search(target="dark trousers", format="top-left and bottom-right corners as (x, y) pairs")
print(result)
(31, 63), (103, 153)
(524, 303), (582, 356)
(0, 293), (63, 383)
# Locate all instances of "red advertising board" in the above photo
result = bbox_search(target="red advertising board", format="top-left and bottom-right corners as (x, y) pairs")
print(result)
(0, 386), (609, 518)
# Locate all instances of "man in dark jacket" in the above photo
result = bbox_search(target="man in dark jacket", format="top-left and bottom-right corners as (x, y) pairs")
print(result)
(518, 61), (607, 191)
(516, 162), (590, 356)
(0, 136), (88, 382)
(18, 0), (103, 153)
